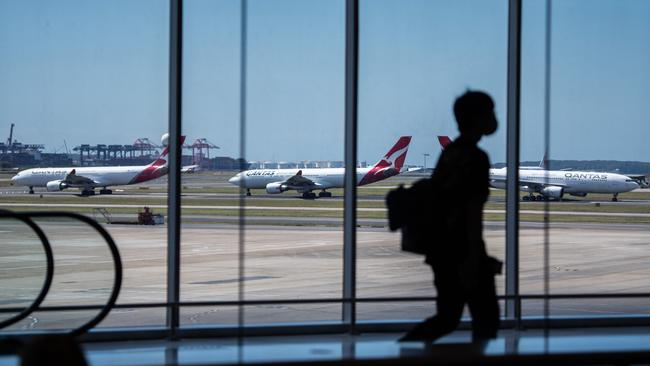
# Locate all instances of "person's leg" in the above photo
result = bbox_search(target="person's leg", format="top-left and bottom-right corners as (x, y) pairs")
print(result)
(400, 266), (465, 342)
(467, 271), (500, 342)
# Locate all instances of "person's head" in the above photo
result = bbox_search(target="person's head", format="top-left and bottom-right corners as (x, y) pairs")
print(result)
(453, 90), (498, 140)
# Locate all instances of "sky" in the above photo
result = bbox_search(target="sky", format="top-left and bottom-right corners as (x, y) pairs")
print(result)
(1, 0), (649, 167)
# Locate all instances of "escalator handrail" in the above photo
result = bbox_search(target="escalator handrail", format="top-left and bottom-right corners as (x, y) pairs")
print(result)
(0, 212), (54, 330)
(0, 211), (122, 336)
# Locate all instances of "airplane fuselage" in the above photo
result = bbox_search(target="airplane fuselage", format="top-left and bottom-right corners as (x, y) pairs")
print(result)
(490, 168), (639, 195)
(11, 165), (159, 188)
(229, 136), (411, 196)
(229, 167), (384, 192)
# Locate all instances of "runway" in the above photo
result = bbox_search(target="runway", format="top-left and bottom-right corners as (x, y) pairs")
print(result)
(1, 202), (649, 221)
(3, 186), (650, 207)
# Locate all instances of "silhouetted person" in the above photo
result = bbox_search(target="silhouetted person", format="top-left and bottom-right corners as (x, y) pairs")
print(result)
(20, 335), (87, 366)
(399, 90), (500, 343)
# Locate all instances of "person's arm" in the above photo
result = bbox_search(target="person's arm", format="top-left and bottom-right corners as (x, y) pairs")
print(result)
(459, 152), (489, 289)
(458, 199), (484, 289)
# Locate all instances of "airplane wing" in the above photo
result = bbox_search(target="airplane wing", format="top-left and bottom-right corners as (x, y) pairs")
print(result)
(181, 164), (200, 173)
(63, 169), (100, 187)
(284, 170), (314, 186)
(627, 174), (648, 188)
(275, 170), (329, 191)
(491, 176), (568, 190)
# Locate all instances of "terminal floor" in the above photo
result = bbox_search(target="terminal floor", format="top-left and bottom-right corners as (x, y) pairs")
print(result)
(3, 327), (650, 365)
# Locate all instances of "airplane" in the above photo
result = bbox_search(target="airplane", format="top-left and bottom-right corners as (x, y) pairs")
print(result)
(437, 135), (639, 202)
(181, 164), (201, 174)
(11, 135), (186, 196)
(228, 136), (412, 198)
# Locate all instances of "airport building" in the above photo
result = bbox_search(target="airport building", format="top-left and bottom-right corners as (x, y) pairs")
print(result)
(2, 1), (650, 366)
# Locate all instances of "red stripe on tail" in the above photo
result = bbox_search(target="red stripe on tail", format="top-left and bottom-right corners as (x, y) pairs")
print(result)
(358, 136), (411, 186)
(437, 135), (452, 149)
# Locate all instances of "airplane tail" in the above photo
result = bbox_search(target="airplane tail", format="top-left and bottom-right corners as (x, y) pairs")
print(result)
(381, 136), (412, 172)
(539, 152), (548, 169)
(129, 135), (186, 184)
(148, 135), (186, 168)
(358, 136), (411, 186)
(437, 135), (452, 150)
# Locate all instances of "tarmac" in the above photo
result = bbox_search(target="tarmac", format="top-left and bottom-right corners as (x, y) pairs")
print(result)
(1, 172), (650, 332)
(2, 219), (650, 331)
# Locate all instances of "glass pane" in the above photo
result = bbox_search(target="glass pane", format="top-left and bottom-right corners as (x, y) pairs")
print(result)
(521, 0), (650, 317)
(0, 0), (169, 330)
(180, 0), (345, 327)
(357, 0), (508, 322)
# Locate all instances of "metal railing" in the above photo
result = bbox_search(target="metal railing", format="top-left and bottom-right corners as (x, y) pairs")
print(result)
(0, 211), (122, 337)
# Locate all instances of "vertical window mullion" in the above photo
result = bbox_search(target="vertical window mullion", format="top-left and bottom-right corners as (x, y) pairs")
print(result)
(342, 0), (359, 331)
(505, 0), (522, 324)
(166, 0), (183, 338)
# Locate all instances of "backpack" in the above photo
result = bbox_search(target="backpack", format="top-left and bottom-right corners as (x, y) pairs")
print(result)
(386, 178), (445, 255)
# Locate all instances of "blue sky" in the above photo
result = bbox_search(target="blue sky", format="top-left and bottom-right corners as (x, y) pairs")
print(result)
(1, 0), (649, 166)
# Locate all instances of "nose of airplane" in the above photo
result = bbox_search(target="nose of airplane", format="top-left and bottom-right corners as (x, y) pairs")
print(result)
(228, 175), (239, 185)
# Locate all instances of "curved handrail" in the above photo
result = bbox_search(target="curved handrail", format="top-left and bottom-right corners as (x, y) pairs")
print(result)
(0, 211), (122, 336)
(0, 212), (54, 330)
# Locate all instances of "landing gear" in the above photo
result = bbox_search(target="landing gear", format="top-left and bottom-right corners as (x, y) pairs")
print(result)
(612, 193), (619, 202)
(302, 192), (317, 199)
(28, 186), (34, 194)
(522, 193), (535, 201)
(81, 189), (95, 196)
(522, 194), (548, 202)
(246, 189), (251, 197)
(318, 190), (332, 198)
(99, 188), (112, 195)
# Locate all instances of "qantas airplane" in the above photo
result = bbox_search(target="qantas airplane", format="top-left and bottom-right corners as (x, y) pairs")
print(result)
(11, 135), (185, 196)
(437, 136), (639, 201)
(181, 164), (201, 174)
(228, 136), (412, 198)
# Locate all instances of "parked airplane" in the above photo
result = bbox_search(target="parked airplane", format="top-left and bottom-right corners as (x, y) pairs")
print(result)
(181, 164), (201, 174)
(437, 136), (639, 201)
(11, 135), (185, 196)
(228, 136), (412, 198)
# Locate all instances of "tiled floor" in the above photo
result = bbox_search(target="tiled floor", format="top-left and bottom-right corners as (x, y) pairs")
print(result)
(3, 328), (650, 365)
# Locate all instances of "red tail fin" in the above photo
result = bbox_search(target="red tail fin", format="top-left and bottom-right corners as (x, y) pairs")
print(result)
(383, 136), (411, 171)
(437, 135), (452, 150)
(358, 136), (411, 186)
(150, 135), (186, 167)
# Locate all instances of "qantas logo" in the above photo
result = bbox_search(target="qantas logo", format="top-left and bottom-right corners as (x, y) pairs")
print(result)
(129, 136), (185, 184)
(359, 136), (411, 186)
(565, 173), (608, 180)
(246, 170), (277, 177)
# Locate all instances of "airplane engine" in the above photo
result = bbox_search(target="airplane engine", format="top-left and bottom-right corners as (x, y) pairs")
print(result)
(46, 180), (69, 192)
(490, 180), (506, 189)
(266, 182), (289, 194)
(540, 186), (563, 199)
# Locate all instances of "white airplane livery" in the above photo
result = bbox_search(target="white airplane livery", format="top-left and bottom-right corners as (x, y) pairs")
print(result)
(11, 135), (185, 196)
(437, 136), (639, 201)
(228, 136), (412, 198)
